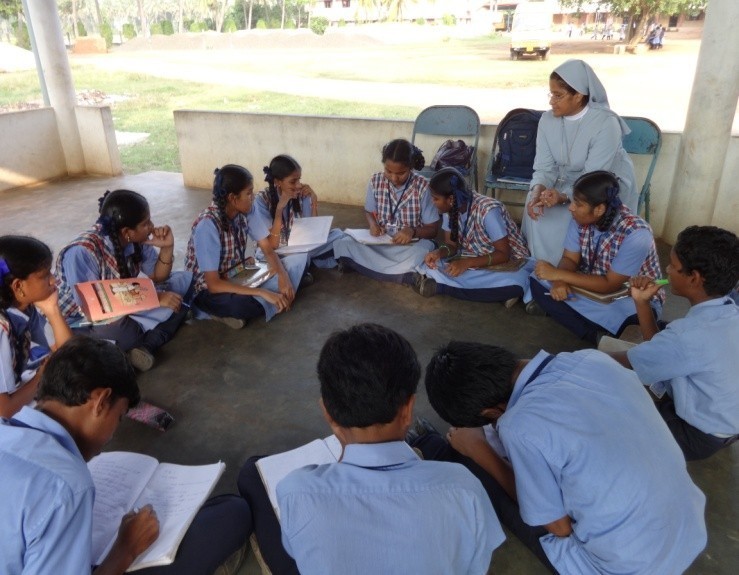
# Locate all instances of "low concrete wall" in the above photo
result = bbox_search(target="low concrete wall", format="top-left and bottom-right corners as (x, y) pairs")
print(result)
(174, 111), (739, 238)
(0, 108), (67, 193)
(76, 105), (123, 176)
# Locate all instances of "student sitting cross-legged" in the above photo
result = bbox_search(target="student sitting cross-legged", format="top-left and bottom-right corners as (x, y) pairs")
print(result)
(414, 341), (707, 575)
(0, 336), (252, 575)
(237, 323), (504, 575)
(609, 225), (739, 460)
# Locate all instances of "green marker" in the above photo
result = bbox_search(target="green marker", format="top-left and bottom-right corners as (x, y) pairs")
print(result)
(625, 278), (669, 288)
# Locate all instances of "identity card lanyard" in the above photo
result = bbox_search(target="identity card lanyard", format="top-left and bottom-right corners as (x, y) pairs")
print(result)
(386, 176), (414, 225)
(585, 227), (606, 274)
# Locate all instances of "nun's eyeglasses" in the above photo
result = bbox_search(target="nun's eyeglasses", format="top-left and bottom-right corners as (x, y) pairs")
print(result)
(548, 92), (569, 102)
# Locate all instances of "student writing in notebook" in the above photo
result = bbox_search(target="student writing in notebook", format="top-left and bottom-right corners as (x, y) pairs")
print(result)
(237, 323), (504, 575)
(419, 340), (707, 575)
(0, 236), (72, 418)
(608, 225), (739, 460)
(0, 336), (251, 575)
(528, 170), (662, 343)
(332, 139), (440, 284)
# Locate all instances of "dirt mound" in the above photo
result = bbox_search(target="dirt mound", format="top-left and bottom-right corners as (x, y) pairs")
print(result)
(114, 29), (383, 52)
(0, 42), (35, 72)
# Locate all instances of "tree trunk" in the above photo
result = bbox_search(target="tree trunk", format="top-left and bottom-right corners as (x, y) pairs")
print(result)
(628, 10), (647, 46)
(248, 1), (253, 29)
(93, 0), (103, 31)
(137, 0), (148, 38)
(71, 0), (79, 38)
(281, 0), (286, 29)
(179, 0), (185, 33)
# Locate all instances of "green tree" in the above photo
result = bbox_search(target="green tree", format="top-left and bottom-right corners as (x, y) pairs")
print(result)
(561, 1), (707, 44)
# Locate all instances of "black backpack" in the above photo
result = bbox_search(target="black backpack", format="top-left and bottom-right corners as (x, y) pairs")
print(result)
(430, 139), (475, 176)
(491, 108), (544, 180)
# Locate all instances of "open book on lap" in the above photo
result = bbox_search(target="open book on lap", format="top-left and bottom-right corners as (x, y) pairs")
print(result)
(224, 261), (273, 288)
(570, 284), (630, 303)
(344, 228), (419, 246)
(256, 435), (343, 521)
(88, 451), (224, 572)
(275, 216), (333, 255)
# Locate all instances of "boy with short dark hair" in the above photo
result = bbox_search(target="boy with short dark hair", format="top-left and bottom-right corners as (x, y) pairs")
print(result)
(613, 225), (739, 460)
(0, 336), (251, 575)
(239, 323), (504, 575)
(422, 341), (707, 575)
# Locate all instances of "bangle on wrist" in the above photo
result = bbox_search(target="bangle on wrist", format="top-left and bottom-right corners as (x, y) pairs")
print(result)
(487, 253), (492, 266)
(157, 255), (173, 265)
(439, 244), (451, 256)
(411, 227), (417, 239)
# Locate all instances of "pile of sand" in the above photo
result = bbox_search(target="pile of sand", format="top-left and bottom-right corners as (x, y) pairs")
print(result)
(0, 42), (35, 72)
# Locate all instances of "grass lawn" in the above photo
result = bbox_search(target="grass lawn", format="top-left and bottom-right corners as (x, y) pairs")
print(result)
(1, 66), (419, 174)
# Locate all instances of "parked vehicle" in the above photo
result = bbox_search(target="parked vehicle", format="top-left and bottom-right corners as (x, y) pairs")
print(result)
(510, 0), (554, 61)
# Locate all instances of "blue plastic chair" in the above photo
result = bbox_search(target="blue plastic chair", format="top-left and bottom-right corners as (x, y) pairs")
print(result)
(622, 116), (662, 222)
(411, 105), (480, 191)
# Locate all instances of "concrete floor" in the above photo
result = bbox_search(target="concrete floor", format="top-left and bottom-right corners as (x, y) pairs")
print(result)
(1, 172), (735, 574)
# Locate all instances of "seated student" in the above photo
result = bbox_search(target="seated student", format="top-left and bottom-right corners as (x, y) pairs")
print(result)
(418, 341), (707, 575)
(528, 170), (663, 344)
(609, 225), (739, 461)
(332, 139), (440, 284)
(0, 336), (251, 575)
(56, 189), (191, 372)
(184, 164), (306, 330)
(413, 167), (532, 306)
(257, 154), (344, 274)
(237, 323), (504, 575)
(0, 236), (72, 418)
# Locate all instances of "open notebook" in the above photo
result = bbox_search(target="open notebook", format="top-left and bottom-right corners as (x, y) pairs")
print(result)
(275, 215), (333, 255)
(88, 451), (224, 571)
(75, 278), (159, 323)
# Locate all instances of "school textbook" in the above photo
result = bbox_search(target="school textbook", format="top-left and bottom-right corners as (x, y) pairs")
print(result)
(224, 261), (273, 288)
(88, 451), (225, 572)
(570, 284), (630, 303)
(75, 277), (160, 323)
(256, 434), (344, 521)
(275, 215), (334, 255)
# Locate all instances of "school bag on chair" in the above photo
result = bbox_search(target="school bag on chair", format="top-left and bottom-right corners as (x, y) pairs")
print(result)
(430, 139), (475, 177)
(491, 108), (544, 180)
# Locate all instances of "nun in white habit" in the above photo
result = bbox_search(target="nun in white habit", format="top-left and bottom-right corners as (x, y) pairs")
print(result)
(522, 59), (638, 265)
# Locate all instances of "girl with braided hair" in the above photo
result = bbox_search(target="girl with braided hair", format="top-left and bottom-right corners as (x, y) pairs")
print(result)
(256, 154), (343, 273)
(0, 236), (72, 417)
(332, 138), (440, 284)
(413, 167), (532, 306)
(184, 164), (306, 329)
(55, 190), (191, 371)
(529, 170), (663, 344)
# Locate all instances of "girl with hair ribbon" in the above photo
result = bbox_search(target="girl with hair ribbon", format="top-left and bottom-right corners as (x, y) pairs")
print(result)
(529, 170), (663, 344)
(257, 154), (344, 277)
(184, 164), (306, 330)
(522, 59), (638, 265)
(332, 138), (440, 284)
(0, 236), (72, 417)
(413, 167), (532, 306)
(55, 189), (191, 371)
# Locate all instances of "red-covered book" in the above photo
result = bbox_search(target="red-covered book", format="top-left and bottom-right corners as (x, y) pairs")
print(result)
(75, 277), (160, 322)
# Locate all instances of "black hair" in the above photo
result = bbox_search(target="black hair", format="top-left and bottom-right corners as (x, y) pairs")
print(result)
(317, 323), (420, 428)
(425, 341), (517, 428)
(37, 336), (140, 408)
(572, 170), (622, 231)
(550, 71), (589, 107)
(674, 225), (739, 297)
(0, 235), (53, 311)
(212, 164), (254, 228)
(381, 138), (425, 171)
(97, 190), (149, 278)
(429, 167), (472, 243)
(262, 154), (303, 222)
(0, 236), (53, 382)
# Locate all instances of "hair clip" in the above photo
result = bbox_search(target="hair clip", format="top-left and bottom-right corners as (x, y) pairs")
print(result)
(96, 214), (114, 235)
(0, 258), (10, 282)
(97, 190), (112, 213)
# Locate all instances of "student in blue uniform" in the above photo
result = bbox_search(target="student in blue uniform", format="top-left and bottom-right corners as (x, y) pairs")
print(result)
(184, 164), (306, 330)
(0, 336), (252, 575)
(528, 170), (662, 343)
(420, 341), (707, 575)
(332, 139), (440, 283)
(56, 190), (191, 372)
(0, 236), (72, 418)
(257, 154), (344, 273)
(413, 167), (532, 306)
(610, 225), (739, 460)
(237, 323), (504, 575)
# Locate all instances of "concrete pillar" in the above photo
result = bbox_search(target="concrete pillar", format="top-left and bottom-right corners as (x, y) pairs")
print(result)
(23, 0), (85, 174)
(663, 0), (739, 243)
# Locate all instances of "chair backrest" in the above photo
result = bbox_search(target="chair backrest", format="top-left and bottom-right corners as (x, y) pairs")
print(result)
(621, 116), (661, 221)
(412, 105), (481, 189)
